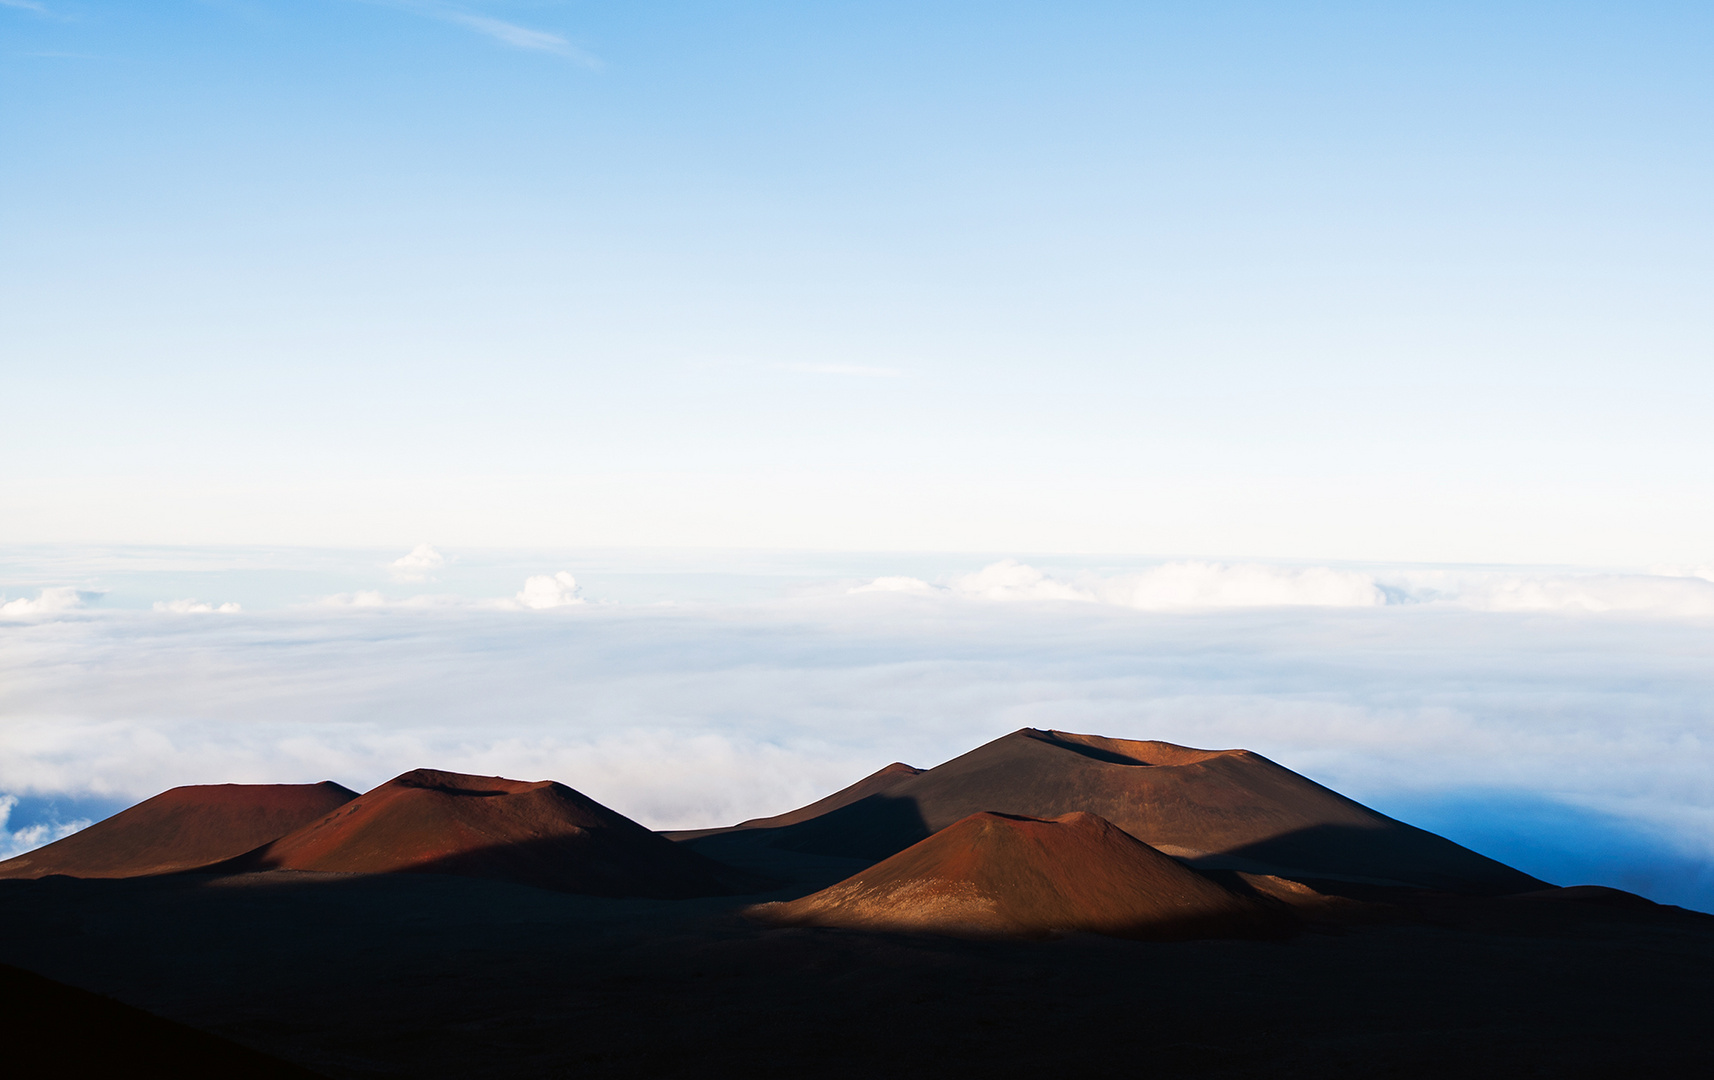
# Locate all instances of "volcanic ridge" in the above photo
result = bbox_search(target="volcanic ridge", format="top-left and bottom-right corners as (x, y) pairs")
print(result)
(0, 781), (358, 880)
(225, 768), (764, 898)
(692, 728), (1544, 894)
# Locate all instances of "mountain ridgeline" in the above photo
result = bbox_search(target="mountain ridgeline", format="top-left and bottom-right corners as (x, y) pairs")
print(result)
(0, 728), (1550, 942)
(685, 728), (1545, 895)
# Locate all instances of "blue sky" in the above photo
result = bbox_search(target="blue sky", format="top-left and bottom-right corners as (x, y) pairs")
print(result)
(4, 2), (1712, 560)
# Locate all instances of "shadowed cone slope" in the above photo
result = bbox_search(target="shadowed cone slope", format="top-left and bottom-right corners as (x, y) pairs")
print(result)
(227, 768), (766, 898)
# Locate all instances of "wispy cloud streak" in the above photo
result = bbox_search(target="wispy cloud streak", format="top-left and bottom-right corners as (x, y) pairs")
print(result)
(367, 2), (602, 67)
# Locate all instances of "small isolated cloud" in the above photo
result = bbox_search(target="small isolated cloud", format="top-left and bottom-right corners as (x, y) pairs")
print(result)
(0, 587), (98, 617)
(782, 363), (904, 378)
(153, 599), (242, 614)
(0, 1), (50, 14)
(389, 543), (445, 582)
(515, 572), (584, 610)
(0, 795), (89, 861)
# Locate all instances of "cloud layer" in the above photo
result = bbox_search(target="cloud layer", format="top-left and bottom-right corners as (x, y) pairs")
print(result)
(1, 577), (1711, 908)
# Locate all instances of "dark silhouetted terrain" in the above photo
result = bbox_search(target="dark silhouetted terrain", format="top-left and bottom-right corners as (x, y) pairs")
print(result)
(0, 960), (324, 1077)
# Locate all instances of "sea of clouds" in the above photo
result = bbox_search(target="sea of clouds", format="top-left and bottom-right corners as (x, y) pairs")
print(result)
(2, 547), (1712, 908)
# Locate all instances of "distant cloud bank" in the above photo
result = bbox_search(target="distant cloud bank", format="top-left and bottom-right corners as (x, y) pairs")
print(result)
(850, 559), (1714, 616)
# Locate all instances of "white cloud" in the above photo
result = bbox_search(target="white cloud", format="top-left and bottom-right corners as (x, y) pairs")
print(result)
(852, 560), (1383, 610)
(1095, 562), (1385, 610)
(0, 795), (89, 861)
(514, 571), (584, 610)
(0, 1), (50, 14)
(848, 560), (1714, 617)
(153, 599), (242, 614)
(0, 587), (96, 617)
(1464, 574), (1714, 616)
(312, 572), (585, 611)
(389, 542), (445, 582)
(849, 575), (944, 597)
(950, 559), (1091, 603)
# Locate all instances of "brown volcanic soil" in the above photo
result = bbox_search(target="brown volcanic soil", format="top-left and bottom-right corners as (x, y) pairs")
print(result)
(755, 810), (1283, 940)
(228, 769), (764, 898)
(0, 782), (357, 880)
(717, 729), (1542, 893)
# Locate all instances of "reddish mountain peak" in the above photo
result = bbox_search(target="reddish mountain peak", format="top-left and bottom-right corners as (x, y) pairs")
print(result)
(1023, 729), (1241, 767)
(386, 769), (559, 797)
(232, 768), (763, 898)
(754, 809), (1282, 941)
(714, 727), (1544, 894)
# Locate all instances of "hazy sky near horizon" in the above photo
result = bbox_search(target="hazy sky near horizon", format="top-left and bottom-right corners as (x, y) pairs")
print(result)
(4, 2), (1712, 562)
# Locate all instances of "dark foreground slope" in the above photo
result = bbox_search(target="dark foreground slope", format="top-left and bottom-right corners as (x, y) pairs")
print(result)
(0, 782), (358, 880)
(703, 729), (1541, 893)
(227, 769), (763, 898)
(0, 869), (1708, 1080)
(755, 810), (1283, 940)
(0, 961), (323, 1078)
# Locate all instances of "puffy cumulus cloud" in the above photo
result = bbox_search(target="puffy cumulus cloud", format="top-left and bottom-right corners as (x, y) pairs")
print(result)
(0, 794), (89, 861)
(0, 587), (98, 617)
(852, 560), (1383, 610)
(389, 543), (446, 582)
(312, 573), (586, 611)
(513, 572), (584, 610)
(153, 599), (241, 614)
(952, 560), (1092, 603)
